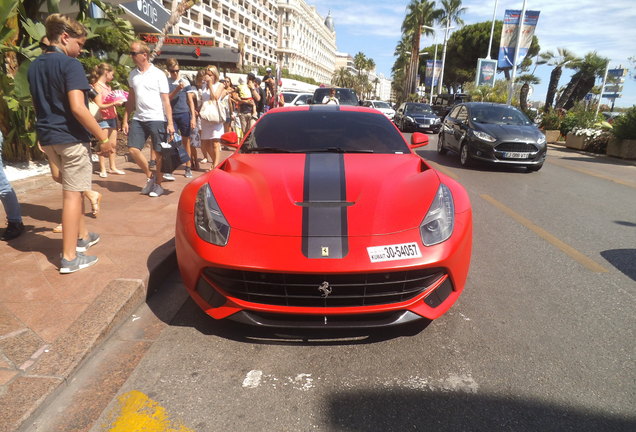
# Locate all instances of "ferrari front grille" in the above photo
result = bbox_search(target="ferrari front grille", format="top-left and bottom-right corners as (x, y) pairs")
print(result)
(495, 142), (538, 152)
(202, 268), (446, 307)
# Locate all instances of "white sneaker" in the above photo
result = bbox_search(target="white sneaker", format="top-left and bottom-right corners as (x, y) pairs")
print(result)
(162, 173), (176, 181)
(149, 184), (164, 197)
(141, 177), (155, 195)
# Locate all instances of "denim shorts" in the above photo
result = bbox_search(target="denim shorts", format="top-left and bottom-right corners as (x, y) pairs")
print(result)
(172, 112), (191, 137)
(127, 120), (167, 152)
(98, 118), (117, 129)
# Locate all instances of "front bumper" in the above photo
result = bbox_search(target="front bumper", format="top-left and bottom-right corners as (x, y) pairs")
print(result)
(176, 209), (472, 327)
(467, 139), (546, 166)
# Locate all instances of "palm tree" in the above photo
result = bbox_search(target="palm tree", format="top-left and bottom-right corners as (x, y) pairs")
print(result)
(332, 67), (353, 88)
(437, 0), (466, 93)
(540, 48), (578, 112)
(392, 35), (412, 101)
(517, 73), (540, 111)
(401, 0), (440, 97)
(555, 52), (608, 110)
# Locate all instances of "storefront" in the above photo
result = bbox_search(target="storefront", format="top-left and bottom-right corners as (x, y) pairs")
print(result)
(139, 34), (240, 69)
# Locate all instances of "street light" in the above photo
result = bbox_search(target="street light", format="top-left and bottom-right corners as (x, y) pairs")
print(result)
(421, 25), (446, 102)
(437, 22), (456, 95)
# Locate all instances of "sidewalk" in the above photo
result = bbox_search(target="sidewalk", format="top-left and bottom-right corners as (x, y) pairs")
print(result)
(0, 148), (230, 432)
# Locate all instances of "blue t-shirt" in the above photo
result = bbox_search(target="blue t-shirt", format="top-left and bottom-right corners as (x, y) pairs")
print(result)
(28, 52), (91, 146)
(168, 79), (195, 115)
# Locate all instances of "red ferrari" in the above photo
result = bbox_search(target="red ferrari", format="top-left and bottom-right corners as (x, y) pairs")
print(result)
(176, 106), (472, 328)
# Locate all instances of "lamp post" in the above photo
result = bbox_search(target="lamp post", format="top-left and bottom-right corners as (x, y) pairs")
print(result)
(486, 0), (499, 59)
(422, 25), (443, 102)
(507, 0), (527, 105)
(437, 22), (456, 95)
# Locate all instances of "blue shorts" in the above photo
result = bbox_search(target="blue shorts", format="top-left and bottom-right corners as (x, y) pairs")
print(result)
(98, 118), (117, 129)
(127, 120), (167, 152)
(172, 112), (192, 137)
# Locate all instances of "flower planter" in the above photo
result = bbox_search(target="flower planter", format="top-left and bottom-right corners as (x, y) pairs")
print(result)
(607, 138), (636, 160)
(565, 133), (587, 150)
(544, 129), (561, 143)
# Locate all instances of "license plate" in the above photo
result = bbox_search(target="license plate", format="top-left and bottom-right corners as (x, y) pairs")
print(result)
(503, 152), (530, 159)
(367, 242), (422, 263)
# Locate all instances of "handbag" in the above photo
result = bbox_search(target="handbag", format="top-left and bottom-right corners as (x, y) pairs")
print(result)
(200, 98), (226, 123)
(160, 133), (190, 173)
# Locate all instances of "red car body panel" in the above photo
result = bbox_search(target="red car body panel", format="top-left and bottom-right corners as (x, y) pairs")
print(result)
(175, 107), (472, 327)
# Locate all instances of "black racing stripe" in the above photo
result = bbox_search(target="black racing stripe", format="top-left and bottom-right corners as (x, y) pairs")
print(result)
(301, 153), (349, 259)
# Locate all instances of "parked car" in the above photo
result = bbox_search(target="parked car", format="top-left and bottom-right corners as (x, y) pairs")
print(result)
(311, 87), (359, 106)
(394, 102), (441, 133)
(438, 102), (546, 171)
(282, 92), (313, 107)
(362, 100), (396, 120)
(176, 106), (473, 328)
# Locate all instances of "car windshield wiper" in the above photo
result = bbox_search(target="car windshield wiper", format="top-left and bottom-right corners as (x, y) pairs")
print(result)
(242, 147), (293, 153)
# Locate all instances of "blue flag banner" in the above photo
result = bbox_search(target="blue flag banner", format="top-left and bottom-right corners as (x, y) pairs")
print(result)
(425, 60), (442, 87)
(498, 9), (540, 69)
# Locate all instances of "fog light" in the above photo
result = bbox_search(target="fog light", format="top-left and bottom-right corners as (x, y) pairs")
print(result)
(424, 279), (453, 308)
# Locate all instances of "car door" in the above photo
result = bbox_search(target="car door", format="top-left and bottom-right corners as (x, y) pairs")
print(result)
(450, 105), (469, 151)
(443, 105), (462, 150)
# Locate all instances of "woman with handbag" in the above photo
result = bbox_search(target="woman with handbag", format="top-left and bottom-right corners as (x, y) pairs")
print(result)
(199, 65), (227, 170)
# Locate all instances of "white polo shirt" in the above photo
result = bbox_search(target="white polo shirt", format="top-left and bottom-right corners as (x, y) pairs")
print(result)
(129, 64), (169, 122)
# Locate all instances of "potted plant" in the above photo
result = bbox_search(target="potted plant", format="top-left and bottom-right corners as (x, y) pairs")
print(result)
(539, 109), (563, 143)
(608, 106), (636, 159)
(563, 106), (601, 149)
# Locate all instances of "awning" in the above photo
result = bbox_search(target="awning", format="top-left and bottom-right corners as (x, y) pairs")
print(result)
(150, 45), (240, 69)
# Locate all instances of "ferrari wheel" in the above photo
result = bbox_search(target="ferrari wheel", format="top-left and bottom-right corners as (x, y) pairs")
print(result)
(460, 143), (473, 167)
(437, 133), (448, 155)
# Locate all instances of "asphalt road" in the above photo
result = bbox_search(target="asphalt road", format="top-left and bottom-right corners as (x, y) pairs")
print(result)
(28, 135), (636, 432)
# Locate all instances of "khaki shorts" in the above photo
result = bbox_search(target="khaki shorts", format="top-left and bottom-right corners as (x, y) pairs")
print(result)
(42, 142), (92, 192)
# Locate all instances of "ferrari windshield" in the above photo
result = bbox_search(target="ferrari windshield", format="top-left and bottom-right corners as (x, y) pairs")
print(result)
(470, 105), (532, 126)
(405, 103), (434, 114)
(240, 110), (410, 154)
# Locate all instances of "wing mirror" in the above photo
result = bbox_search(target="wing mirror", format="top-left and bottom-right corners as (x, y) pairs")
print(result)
(410, 132), (429, 148)
(220, 131), (239, 148)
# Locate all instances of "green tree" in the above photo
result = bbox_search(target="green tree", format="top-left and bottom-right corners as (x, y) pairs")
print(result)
(401, 0), (440, 97)
(540, 48), (578, 112)
(555, 52), (608, 110)
(517, 73), (540, 112)
(332, 67), (353, 88)
(437, 0), (466, 92)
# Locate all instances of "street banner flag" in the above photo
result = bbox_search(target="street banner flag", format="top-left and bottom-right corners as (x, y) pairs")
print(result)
(425, 60), (442, 88)
(498, 9), (540, 68)
(476, 59), (498, 86)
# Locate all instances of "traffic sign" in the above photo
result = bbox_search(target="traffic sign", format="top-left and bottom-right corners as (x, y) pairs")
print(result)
(604, 85), (623, 93)
(602, 93), (621, 99)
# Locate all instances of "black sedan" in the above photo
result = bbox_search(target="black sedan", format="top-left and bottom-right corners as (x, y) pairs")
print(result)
(395, 103), (441, 133)
(438, 102), (546, 171)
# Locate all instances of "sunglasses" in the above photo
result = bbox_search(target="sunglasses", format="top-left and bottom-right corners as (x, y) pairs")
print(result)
(129, 51), (143, 56)
(169, 69), (180, 73)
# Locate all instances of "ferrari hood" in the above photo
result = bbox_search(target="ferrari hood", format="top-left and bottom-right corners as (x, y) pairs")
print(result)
(211, 154), (441, 237)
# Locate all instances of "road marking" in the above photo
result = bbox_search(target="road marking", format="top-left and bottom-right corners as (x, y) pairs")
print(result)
(480, 194), (609, 273)
(548, 158), (636, 189)
(102, 390), (194, 432)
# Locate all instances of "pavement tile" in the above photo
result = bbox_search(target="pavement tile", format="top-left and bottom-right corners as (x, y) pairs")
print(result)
(0, 369), (18, 386)
(0, 329), (45, 370)
(0, 376), (62, 432)
(0, 305), (25, 337)
(3, 302), (88, 344)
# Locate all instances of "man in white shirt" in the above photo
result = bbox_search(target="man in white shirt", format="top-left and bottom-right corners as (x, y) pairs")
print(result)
(122, 40), (174, 197)
(322, 88), (340, 105)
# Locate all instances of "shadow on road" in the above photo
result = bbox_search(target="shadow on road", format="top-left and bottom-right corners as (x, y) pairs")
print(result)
(601, 248), (636, 281)
(326, 388), (636, 431)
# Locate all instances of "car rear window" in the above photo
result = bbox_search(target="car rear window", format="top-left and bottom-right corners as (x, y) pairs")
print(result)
(313, 88), (359, 105)
(241, 110), (410, 154)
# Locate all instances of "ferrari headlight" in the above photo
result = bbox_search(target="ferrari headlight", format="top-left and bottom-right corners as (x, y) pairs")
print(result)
(420, 184), (454, 246)
(472, 130), (496, 142)
(195, 183), (230, 246)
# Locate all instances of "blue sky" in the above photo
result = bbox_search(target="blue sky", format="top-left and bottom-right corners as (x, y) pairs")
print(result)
(309, 0), (636, 108)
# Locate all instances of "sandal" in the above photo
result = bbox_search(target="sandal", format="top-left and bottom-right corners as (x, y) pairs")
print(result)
(85, 190), (102, 217)
(108, 169), (126, 175)
(53, 224), (63, 233)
